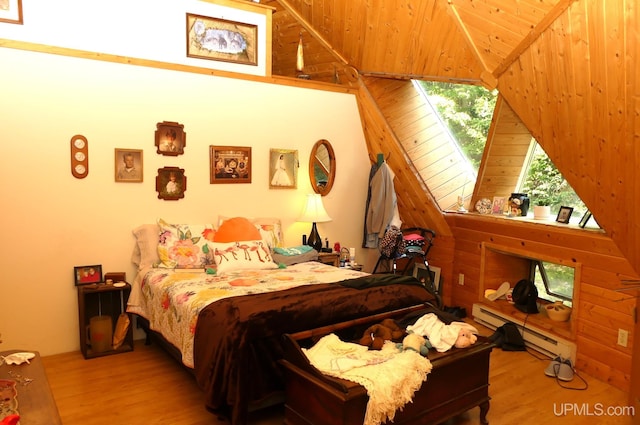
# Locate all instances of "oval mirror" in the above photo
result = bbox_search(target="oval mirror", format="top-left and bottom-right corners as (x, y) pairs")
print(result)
(309, 139), (336, 196)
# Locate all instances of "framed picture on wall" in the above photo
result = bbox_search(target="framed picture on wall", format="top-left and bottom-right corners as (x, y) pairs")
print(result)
(114, 148), (143, 182)
(209, 146), (252, 184)
(186, 13), (258, 66)
(269, 149), (298, 189)
(156, 167), (186, 200)
(155, 121), (186, 156)
(74, 264), (103, 286)
(0, 0), (23, 24)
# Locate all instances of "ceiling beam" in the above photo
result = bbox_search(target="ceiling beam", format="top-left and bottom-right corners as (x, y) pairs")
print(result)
(276, 0), (350, 66)
(492, 0), (579, 79)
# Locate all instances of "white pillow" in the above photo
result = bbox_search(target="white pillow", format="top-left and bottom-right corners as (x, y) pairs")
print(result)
(132, 224), (161, 270)
(208, 240), (278, 274)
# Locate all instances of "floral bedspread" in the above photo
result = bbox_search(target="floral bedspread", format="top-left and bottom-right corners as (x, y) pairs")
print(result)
(127, 261), (366, 368)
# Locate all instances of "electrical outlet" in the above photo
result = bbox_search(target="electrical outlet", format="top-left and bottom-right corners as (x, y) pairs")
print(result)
(458, 273), (465, 285)
(617, 329), (629, 347)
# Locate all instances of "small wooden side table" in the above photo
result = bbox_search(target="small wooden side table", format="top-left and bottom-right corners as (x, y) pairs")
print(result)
(77, 282), (134, 359)
(0, 350), (62, 424)
(317, 252), (340, 267)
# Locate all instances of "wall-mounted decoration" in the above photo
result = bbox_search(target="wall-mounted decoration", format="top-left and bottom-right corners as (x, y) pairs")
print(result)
(186, 13), (258, 66)
(74, 264), (103, 286)
(155, 121), (185, 156)
(556, 206), (574, 224)
(269, 149), (298, 189)
(209, 145), (252, 184)
(309, 139), (335, 196)
(156, 167), (186, 200)
(70, 134), (89, 179)
(0, 0), (23, 25)
(114, 148), (143, 182)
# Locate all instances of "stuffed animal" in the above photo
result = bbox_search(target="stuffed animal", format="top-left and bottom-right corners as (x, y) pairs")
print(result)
(406, 312), (479, 352)
(455, 328), (477, 348)
(359, 318), (405, 350)
(399, 332), (430, 356)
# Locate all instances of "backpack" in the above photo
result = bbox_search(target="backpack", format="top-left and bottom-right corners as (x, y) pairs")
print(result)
(379, 226), (405, 258)
(512, 279), (539, 314)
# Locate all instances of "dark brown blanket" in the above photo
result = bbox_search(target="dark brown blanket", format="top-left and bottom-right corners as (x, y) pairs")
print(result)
(193, 275), (435, 425)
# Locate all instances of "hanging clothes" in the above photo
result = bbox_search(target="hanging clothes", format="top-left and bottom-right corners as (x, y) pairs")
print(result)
(362, 162), (379, 248)
(364, 161), (401, 248)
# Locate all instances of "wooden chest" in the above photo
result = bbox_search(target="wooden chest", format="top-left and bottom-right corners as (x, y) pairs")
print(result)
(280, 306), (493, 425)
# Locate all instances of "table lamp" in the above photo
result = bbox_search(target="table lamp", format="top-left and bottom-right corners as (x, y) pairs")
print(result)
(299, 193), (332, 251)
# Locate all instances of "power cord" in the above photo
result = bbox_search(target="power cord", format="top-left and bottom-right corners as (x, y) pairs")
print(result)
(521, 313), (547, 360)
(520, 311), (588, 390)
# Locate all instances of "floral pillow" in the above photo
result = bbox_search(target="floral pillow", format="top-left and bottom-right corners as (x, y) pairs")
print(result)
(157, 219), (216, 268)
(208, 240), (278, 274)
(254, 218), (283, 249)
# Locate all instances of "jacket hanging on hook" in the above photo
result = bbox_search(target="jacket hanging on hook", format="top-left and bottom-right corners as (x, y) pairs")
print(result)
(363, 161), (401, 248)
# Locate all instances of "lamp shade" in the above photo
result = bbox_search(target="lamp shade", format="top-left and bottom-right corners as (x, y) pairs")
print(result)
(298, 194), (332, 223)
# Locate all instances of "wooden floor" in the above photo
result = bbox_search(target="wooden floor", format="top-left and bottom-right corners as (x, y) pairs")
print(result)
(41, 323), (634, 425)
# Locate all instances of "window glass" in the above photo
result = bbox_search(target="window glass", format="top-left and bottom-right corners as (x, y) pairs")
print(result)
(520, 144), (588, 223)
(531, 260), (574, 307)
(417, 81), (496, 171)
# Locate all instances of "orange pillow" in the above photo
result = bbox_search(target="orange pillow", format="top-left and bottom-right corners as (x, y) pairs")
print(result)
(213, 217), (261, 242)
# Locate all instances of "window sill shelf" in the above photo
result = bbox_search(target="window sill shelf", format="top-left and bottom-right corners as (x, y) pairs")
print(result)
(477, 299), (573, 341)
(445, 210), (603, 233)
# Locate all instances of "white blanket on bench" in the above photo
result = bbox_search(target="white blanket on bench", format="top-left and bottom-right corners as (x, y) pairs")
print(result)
(304, 333), (432, 425)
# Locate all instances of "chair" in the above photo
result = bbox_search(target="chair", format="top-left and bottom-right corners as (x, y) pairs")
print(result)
(372, 227), (440, 305)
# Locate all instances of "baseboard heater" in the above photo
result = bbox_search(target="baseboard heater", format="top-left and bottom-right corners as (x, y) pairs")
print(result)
(472, 303), (576, 363)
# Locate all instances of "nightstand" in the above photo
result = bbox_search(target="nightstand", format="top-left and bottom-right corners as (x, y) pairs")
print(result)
(77, 283), (133, 359)
(317, 252), (340, 267)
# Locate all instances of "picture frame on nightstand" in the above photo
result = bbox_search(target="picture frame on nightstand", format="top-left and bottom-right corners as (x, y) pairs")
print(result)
(74, 264), (103, 286)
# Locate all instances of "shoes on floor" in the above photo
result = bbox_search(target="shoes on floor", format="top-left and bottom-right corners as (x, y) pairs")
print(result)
(544, 356), (574, 381)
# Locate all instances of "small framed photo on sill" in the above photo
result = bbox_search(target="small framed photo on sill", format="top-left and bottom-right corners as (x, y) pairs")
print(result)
(74, 265), (103, 286)
(556, 206), (574, 224)
(579, 211), (593, 228)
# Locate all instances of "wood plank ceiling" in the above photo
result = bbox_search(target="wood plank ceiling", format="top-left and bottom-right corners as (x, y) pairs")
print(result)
(265, 0), (569, 87)
(261, 0), (640, 277)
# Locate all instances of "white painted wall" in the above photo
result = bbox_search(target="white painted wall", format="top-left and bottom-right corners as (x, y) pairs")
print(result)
(0, 1), (372, 355)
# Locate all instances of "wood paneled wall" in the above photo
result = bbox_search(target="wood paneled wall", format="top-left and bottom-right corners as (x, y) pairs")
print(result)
(362, 77), (475, 211)
(446, 213), (637, 391)
(472, 95), (534, 206)
(498, 0), (640, 274)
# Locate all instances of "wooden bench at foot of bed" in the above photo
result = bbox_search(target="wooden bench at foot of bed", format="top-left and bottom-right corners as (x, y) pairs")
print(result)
(280, 307), (493, 425)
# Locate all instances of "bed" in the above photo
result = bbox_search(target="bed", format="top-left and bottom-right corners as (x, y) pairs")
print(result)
(126, 217), (439, 425)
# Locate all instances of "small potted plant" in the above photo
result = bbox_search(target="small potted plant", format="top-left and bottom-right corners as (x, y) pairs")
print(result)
(533, 201), (551, 220)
